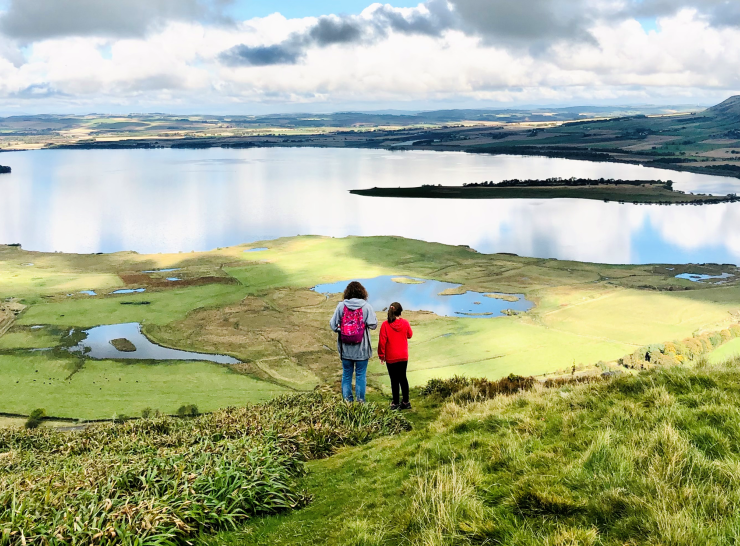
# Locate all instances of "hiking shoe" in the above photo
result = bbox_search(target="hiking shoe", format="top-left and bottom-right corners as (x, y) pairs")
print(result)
(389, 403), (400, 411)
(400, 401), (412, 411)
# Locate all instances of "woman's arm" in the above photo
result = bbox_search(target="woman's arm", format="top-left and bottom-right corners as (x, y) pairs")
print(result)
(407, 321), (413, 339)
(365, 304), (378, 330)
(329, 304), (342, 332)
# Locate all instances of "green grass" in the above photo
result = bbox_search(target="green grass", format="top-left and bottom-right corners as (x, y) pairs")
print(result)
(0, 353), (288, 419)
(709, 338), (740, 364)
(17, 284), (250, 327)
(371, 315), (630, 387)
(0, 328), (59, 350)
(209, 360), (740, 545)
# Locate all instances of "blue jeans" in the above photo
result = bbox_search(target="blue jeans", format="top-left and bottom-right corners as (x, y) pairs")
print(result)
(342, 359), (368, 402)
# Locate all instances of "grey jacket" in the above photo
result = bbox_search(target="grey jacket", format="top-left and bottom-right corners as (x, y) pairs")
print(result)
(330, 298), (378, 361)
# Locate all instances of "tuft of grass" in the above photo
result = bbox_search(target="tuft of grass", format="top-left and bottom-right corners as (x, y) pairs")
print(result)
(0, 393), (410, 545)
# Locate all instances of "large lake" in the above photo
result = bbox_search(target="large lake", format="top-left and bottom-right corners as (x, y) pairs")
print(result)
(1, 147), (739, 264)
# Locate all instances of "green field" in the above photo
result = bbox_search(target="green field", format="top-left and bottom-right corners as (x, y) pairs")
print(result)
(1, 236), (739, 419)
(709, 337), (740, 364)
(0, 353), (286, 420)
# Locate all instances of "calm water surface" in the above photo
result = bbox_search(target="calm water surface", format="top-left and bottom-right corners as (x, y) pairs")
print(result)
(313, 276), (534, 318)
(2, 147), (740, 264)
(69, 322), (240, 363)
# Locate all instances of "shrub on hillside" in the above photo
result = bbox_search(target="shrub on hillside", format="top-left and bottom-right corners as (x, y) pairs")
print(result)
(0, 393), (410, 545)
(23, 408), (46, 430)
(422, 374), (537, 403)
(177, 403), (199, 417)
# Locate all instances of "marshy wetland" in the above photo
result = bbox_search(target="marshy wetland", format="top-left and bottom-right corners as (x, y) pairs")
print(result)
(3, 235), (740, 421)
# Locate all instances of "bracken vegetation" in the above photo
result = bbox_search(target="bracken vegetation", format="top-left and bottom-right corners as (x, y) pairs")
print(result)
(0, 393), (410, 545)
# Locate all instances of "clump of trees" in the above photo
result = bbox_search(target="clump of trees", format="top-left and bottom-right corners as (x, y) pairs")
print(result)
(24, 408), (46, 429)
(618, 324), (740, 369)
(0, 165), (10, 174)
(463, 177), (674, 188)
(177, 404), (200, 417)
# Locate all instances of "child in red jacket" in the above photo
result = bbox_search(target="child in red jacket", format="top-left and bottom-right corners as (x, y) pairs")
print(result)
(378, 302), (413, 410)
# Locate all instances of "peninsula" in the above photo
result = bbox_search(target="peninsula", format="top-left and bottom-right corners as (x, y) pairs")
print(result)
(350, 177), (739, 204)
(0, 165), (10, 174)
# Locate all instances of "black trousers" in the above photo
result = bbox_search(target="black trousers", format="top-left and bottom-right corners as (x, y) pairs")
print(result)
(387, 361), (409, 404)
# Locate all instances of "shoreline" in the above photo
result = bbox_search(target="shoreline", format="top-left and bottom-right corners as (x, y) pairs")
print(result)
(2, 137), (739, 181)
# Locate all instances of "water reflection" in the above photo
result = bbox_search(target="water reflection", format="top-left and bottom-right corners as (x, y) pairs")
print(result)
(313, 276), (534, 318)
(1, 148), (739, 264)
(69, 322), (240, 363)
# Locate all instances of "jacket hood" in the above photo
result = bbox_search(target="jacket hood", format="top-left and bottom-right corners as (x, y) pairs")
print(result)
(388, 318), (407, 331)
(343, 298), (367, 310)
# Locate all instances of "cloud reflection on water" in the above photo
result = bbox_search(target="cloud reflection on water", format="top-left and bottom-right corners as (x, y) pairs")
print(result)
(1, 147), (739, 265)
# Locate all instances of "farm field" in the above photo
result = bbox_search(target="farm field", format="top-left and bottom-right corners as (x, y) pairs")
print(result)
(2, 235), (740, 420)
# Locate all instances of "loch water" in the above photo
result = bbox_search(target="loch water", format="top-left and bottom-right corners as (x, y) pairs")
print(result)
(2, 147), (740, 264)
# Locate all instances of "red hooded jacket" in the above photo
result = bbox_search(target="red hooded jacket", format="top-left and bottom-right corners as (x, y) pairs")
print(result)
(378, 318), (413, 364)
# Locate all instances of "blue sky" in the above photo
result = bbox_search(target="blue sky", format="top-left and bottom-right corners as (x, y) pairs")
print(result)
(228, 1), (420, 19)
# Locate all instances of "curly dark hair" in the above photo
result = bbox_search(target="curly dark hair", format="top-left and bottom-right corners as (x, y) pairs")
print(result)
(343, 281), (368, 300)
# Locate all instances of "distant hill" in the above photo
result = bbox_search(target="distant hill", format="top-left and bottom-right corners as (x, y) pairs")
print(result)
(705, 95), (740, 120)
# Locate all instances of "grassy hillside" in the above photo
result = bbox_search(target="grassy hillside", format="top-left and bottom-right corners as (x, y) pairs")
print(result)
(207, 360), (740, 545)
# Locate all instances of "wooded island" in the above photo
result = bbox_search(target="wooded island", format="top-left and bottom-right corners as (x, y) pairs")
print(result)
(351, 177), (738, 204)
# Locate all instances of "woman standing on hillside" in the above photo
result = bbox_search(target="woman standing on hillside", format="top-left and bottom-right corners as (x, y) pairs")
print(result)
(378, 302), (413, 410)
(330, 281), (377, 403)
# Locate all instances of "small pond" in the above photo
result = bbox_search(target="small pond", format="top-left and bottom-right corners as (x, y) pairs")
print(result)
(142, 268), (181, 273)
(676, 272), (735, 283)
(111, 288), (146, 294)
(166, 277), (181, 281)
(79, 290), (97, 296)
(312, 276), (533, 318)
(68, 322), (240, 364)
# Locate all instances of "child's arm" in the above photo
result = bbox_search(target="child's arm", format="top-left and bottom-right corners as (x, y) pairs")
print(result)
(407, 321), (413, 339)
(378, 322), (387, 362)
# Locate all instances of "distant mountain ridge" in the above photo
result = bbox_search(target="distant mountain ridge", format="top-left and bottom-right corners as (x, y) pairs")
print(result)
(706, 95), (740, 120)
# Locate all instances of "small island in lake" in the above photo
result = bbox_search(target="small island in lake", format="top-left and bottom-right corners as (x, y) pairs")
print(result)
(110, 338), (136, 352)
(350, 177), (740, 204)
(0, 165), (10, 174)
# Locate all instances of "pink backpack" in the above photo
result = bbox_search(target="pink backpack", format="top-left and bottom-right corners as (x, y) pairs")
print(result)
(340, 305), (366, 344)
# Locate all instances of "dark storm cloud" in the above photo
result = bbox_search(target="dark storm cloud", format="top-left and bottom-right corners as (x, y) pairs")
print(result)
(370, 0), (457, 37)
(448, 0), (598, 48)
(220, 0), (740, 69)
(307, 17), (364, 46)
(220, 3), (458, 67)
(626, 0), (740, 27)
(220, 43), (303, 66)
(219, 0), (605, 68)
(0, 0), (231, 41)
